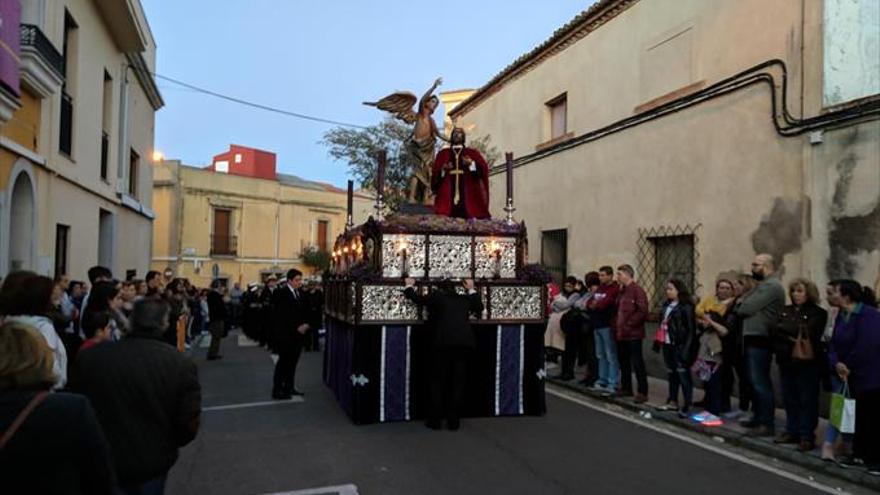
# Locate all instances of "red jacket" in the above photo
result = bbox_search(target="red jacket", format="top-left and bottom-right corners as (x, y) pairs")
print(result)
(615, 282), (649, 340)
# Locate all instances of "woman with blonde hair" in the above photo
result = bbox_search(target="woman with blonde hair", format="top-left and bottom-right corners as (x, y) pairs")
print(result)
(720, 274), (758, 419)
(0, 321), (114, 494)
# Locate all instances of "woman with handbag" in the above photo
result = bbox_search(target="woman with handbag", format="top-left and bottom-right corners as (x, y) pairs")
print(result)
(0, 321), (115, 494)
(827, 280), (880, 475)
(771, 278), (827, 452)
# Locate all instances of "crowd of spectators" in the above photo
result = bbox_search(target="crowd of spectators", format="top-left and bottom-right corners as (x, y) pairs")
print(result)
(545, 254), (880, 475)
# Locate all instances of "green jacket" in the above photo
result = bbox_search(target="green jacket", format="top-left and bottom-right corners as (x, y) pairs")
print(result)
(734, 275), (786, 338)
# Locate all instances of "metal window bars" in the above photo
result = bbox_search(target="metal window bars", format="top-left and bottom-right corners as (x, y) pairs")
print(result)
(635, 224), (701, 309)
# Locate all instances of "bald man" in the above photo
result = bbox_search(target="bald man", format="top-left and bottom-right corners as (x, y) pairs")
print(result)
(734, 253), (786, 437)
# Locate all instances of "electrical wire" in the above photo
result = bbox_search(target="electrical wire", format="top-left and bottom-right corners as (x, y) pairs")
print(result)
(152, 72), (369, 129)
(497, 58), (880, 172)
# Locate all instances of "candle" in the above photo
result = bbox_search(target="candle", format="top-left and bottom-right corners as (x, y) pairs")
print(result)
(376, 150), (387, 198)
(346, 179), (354, 221)
(505, 152), (514, 203)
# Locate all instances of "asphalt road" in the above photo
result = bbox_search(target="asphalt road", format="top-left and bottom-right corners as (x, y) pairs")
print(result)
(166, 333), (836, 495)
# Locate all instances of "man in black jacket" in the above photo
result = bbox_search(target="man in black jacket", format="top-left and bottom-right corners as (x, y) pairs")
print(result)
(72, 298), (201, 494)
(404, 277), (484, 431)
(206, 280), (229, 360)
(271, 269), (310, 399)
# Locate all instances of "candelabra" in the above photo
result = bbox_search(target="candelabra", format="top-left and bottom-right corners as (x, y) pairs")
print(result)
(503, 197), (516, 226)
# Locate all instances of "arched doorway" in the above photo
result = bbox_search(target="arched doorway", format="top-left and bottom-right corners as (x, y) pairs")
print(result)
(8, 172), (36, 271)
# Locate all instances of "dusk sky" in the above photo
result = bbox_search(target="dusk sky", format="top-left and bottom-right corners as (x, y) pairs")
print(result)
(141, 1), (591, 187)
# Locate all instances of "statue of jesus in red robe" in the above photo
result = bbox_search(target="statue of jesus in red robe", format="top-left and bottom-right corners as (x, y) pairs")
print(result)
(431, 127), (491, 219)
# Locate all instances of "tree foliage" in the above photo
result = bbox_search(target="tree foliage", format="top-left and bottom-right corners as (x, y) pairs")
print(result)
(322, 117), (501, 208)
(299, 245), (331, 273)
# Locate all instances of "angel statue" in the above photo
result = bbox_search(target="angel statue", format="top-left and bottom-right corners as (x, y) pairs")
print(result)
(364, 77), (447, 205)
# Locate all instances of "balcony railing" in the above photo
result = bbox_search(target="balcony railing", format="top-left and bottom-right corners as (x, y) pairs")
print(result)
(59, 92), (73, 156)
(210, 235), (237, 256)
(20, 24), (64, 79)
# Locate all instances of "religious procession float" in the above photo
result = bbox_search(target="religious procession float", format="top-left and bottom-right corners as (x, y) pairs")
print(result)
(323, 79), (548, 424)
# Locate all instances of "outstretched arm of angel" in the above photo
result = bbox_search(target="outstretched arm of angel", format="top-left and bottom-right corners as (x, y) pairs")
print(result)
(364, 78), (446, 133)
(421, 77), (442, 106)
(422, 78), (451, 143)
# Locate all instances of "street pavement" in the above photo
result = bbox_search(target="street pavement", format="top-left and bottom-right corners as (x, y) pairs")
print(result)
(166, 333), (860, 495)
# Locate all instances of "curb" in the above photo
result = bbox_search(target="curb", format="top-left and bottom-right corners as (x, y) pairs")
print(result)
(548, 378), (880, 491)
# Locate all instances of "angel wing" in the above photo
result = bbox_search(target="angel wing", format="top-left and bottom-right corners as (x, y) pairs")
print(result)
(363, 91), (418, 124)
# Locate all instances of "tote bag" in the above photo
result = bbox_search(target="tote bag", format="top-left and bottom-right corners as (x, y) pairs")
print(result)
(829, 380), (856, 434)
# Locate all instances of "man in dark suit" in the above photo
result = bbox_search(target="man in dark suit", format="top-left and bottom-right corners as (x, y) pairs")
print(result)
(270, 269), (309, 399)
(404, 277), (484, 431)
(206, 280), (228, 360)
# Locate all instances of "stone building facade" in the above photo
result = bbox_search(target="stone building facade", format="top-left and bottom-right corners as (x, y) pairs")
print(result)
(449, 0), (880, 304)
(0, 0), (161, 280)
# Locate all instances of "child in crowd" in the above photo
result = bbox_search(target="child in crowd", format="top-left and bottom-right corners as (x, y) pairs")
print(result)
(79, 311), (113, 354)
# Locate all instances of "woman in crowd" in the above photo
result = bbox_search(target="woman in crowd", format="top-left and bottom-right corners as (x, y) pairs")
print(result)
(721, 274), (757, 419)
(0, 273), (68, 388)
(163, 278), (190, 346)
(0, 321), (115, 494)
(695, 278), (736, 421)
(657, 279), (697, 417)
(771, 278), (827, 452)
(544, 276), (580, 364)
(85, 281), (128, 339)
(821, 286), (849, 461)
(827, 280), (880, 474)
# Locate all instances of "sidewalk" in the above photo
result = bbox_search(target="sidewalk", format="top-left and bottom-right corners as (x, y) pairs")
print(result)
(545, 361), (880, 491)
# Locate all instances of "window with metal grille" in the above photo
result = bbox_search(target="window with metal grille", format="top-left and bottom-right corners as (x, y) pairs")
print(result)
(541, 229), (568, 284)
(636, 225), (700, 309)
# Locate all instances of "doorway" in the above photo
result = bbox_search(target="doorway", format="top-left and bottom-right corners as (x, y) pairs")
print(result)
(9, 172), (36, 271)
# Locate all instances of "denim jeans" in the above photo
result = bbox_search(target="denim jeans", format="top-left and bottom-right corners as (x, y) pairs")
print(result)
(662, 344), (692, 408)
(617, 339), (648, 395)
(745, 345), (775, 428)
(593, 327), (619, 389)
(779, 361), (820, 442)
